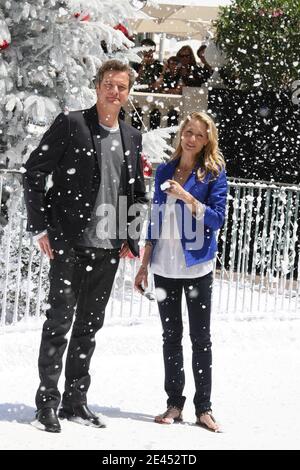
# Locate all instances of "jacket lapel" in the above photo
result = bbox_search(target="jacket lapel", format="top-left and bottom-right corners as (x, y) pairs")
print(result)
(82, 105), (102, 196)
(184, 170), (198, 193)
(161, 160), (177, 179)
(159, 160), (177, 203)
(119, 120), (136, 183)
(85, 105), (102, 162)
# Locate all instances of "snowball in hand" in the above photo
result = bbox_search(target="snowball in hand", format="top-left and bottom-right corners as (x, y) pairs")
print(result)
(160, 181), (171, 191)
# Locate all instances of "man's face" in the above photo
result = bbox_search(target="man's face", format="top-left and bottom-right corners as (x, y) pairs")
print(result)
(168, 59), (178, 74)
(96, 71), (130, 110)
(142, 49), (154, 64)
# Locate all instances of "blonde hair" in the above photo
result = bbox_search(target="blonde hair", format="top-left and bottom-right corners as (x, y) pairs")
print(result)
(176, 45), (197, 65)
(171, 112), (225, 181)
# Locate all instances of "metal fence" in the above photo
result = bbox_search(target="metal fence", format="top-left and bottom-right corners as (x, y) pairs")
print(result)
(0, 169), (299, 326)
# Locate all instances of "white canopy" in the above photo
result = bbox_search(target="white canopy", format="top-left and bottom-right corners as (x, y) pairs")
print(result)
(130, 1), (232, 40)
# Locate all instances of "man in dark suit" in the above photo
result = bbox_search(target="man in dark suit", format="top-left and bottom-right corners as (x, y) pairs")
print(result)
(23, 60), (147, 433)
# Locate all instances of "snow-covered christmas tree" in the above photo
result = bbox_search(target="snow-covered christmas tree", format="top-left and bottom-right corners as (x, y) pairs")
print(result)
(0, 0), (160, 323)
(0, 0), (146, 168)
(0, 0), (177, 324)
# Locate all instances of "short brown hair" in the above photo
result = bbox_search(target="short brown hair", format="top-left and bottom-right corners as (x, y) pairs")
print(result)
(95, 59), (136, 90)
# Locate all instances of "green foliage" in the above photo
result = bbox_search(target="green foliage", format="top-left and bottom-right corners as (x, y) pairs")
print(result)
(215, 0), (300, 90)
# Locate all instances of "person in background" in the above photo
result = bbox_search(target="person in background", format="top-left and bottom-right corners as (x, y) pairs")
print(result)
(153, 56), (182, 94)
(197, 44), (213, 74)
(23, 60), (147, 433)
(132, 38), (163, 92)
(135, 111), (227, 432)
(176, 45), (213, 88)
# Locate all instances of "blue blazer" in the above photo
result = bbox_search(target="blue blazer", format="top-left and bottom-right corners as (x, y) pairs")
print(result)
(147, 159), (228, 267)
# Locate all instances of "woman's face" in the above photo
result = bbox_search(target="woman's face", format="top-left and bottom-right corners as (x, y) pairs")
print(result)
(181, 119), (209, 157)
(178, 49), (193, 66)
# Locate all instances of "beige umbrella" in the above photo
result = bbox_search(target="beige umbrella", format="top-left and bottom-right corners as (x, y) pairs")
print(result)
(129, 1), (231, 40)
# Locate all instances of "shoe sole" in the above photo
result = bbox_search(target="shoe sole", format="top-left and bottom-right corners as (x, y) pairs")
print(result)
(59, 413), (106, 428)
(31, 419), (61, 433)
(154, 416), (183, 425)
(195, 421), (222, 433)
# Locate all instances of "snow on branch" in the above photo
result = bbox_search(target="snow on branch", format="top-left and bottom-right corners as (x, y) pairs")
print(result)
(142, 126), (178, 163)
(24, 95), (59, 125)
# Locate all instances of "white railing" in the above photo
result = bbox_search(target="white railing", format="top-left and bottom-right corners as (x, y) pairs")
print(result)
(215, 178), (299, 319)
(125, 87), (209, 131)
(0, 169), (299, 326)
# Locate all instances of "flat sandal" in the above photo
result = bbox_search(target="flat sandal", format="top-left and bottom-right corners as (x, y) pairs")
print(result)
(155, 405), (183, 424)
(196, 410), (221, 433)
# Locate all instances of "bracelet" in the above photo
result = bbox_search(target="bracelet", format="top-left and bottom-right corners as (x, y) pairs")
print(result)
(145, 240), (153, 247)
(194, 202), (205, 220)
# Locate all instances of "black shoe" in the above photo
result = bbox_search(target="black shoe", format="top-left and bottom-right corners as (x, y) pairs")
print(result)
(35, 408), (61, 433)
(58, 403), (106, 428)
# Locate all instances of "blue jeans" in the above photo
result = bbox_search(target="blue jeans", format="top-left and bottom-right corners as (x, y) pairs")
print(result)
(154, 271), (213, 415)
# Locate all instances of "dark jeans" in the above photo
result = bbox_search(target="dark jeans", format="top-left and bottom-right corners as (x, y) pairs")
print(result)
(154, 272), (213, 415)
(35, 246), (120, 411)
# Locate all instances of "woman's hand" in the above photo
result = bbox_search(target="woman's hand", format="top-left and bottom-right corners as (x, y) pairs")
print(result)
(164, 179), (190, 202)
(134, 265), (148, 294)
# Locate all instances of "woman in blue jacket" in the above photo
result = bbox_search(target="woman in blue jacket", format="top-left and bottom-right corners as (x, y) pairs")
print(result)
(135, 111), (227, 432)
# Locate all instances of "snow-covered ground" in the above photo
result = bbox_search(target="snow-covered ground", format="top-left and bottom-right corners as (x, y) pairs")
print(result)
(0, 315), (299, 450)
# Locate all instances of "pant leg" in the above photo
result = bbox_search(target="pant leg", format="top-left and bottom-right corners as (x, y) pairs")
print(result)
(62, 247), (120, 406)
(183, 271), (213, 415)
(35, 249), (84, 410)
(153, 274), (186, 410)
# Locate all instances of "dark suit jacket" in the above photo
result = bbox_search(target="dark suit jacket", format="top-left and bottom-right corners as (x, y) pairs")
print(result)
(23, 105), (147, 256)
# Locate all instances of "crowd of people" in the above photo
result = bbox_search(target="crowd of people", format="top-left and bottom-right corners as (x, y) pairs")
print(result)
(132, 38), (213, 94)
(128, 38), (214, 131)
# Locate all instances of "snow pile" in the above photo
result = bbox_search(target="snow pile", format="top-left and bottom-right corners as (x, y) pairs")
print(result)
(0, 316), (299, 450)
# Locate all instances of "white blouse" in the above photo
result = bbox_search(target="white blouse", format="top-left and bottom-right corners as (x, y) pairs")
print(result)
(150, 195), (213, 279)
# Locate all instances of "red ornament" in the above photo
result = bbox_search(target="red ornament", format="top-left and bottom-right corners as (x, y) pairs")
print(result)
(74, 12), (90, 21)
(114, 23), (133, 41)
(0, 39), (9, 50)
(141, 153), (152, 178)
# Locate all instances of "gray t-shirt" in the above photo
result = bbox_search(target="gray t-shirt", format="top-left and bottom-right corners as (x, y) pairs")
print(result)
(79, 123), (126, 249)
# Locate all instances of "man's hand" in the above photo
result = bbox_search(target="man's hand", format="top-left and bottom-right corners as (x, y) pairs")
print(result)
(162, 61), (170, 74)
(119, 241), (132, 258)
(134, 265), (148, 294)
(37, 234), (54, 260)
